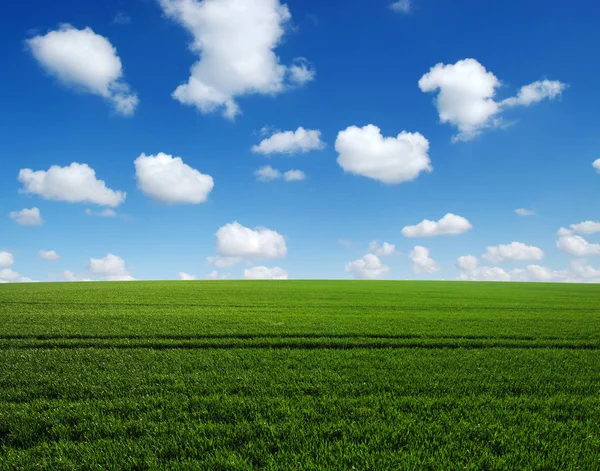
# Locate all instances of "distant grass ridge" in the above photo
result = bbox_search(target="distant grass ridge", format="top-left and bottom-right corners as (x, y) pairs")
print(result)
(1, 281), (599, 470)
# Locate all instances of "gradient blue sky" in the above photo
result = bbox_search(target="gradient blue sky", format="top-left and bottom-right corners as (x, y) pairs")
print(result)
(2, 0), (599, 282)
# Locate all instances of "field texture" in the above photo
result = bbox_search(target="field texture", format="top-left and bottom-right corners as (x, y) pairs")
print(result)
(0, 281), (599, 470)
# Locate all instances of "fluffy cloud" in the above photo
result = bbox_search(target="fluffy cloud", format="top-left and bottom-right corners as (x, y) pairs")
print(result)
(594, 159), (600, 173)
(283, 170), (306, 181)
(0, 252), (15, 268)
(178, 272), (196, 280)
(288, 58), (315, 86)
(510, 265), (568, 282)
(252, 127), (324, 155)
(205, 270), (230, 279)
(390, 0), (410, 13)
(456, 255), (478, 271)
(9, 208), (42, 226)
(401, 213), (472, 237)
(18, 163), (125, 207)
(88, 254), (134, 281)
(134, 153), (214, 204)
(346, 254), (390, 280)
(0, 269), (34, 283)
(244, 266), (288, 280)
(159, 0), (313, 118)
(27, 24), (138, 115)
(39, 250), (59, 261)
(568, 221), (600, 235)
(0, 253), (34, 283)
(409, 246), (439, 274)
(215, 222), (287, 261)
(368, 241), (397, 257)
(54, 270), (93, 282)
(255, 166), (306, 182)
(556, 235), (600, 257)
(570, 259), (600, 281)
(515, 208), (535, 216)
(418, 58), (566, 141)
(456, 255), (553, 282)
(459, 266), (511, 282)
(483, 242), (544, 263)
(501, 80), (567, 108)
(255, 165), (281, 181)
(335, 125), (432, 184)
(457, 255), (600, 283)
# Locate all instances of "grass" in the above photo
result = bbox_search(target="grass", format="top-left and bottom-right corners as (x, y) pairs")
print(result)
(0, 280), (599, 470)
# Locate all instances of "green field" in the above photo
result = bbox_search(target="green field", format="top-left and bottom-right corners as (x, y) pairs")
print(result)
(1, 281), (599, 470)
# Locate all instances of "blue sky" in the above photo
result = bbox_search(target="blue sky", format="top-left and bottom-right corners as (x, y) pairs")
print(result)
(1, 0), (600, 282)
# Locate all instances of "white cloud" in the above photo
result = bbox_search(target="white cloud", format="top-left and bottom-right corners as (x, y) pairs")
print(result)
(178, 272), (196, 280)
(456, 255), (478, 271)
(346, 253), (390, 280)
(244, 266), (288, 280)
(557, 227), (573, 236)
(556, 235), (600, 257)
(18, 163), (125, 207)
(0, 251), (15, 268)
(401, 213), (472, 237)
(418, 58), (565, 141)
(9, 208), (42, 226)
(283, 170), (306, 181)
(54, 270), (93, 282)
(368, 241), (397, 257)
(457, 255), (600, 283)
(390, 0), (411, 13)
(501, 80), (567, 107)
(419, 59), (499, 141)
(39, 250), (59, 261)
(409, 246), (439, 274)
(483, 242), (544, 263)
(205, 270), (230, 279)
(570, 259), (600, 281)
(255, 166), (306, 182)
(558, 222), (600, 240)
(515, 208), (535, 216)
(569, 221), (600, 235)
(159, 0), (313, 118)
(134, 152), (214, 204)
(88, 253), (134, 281)
(510, 265), (568, 283)
(288, 58), (315, 86)
(255, 165), (281, 181)
(0, 254), (34, 282)
(335, 124), (432, 184)
(252, 127), (325, 155)
(27, 24), (138, 115)
(0, 269), (20, 282)
(0, 268), (34, 283)
(594, 159), (600, 173)
(215, 222), (287, 261)
(456, 255), (551, 282)
(459, 266), (511, 282)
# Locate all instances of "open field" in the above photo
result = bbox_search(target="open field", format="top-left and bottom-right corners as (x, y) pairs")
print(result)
(1, 281), (599, 470)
